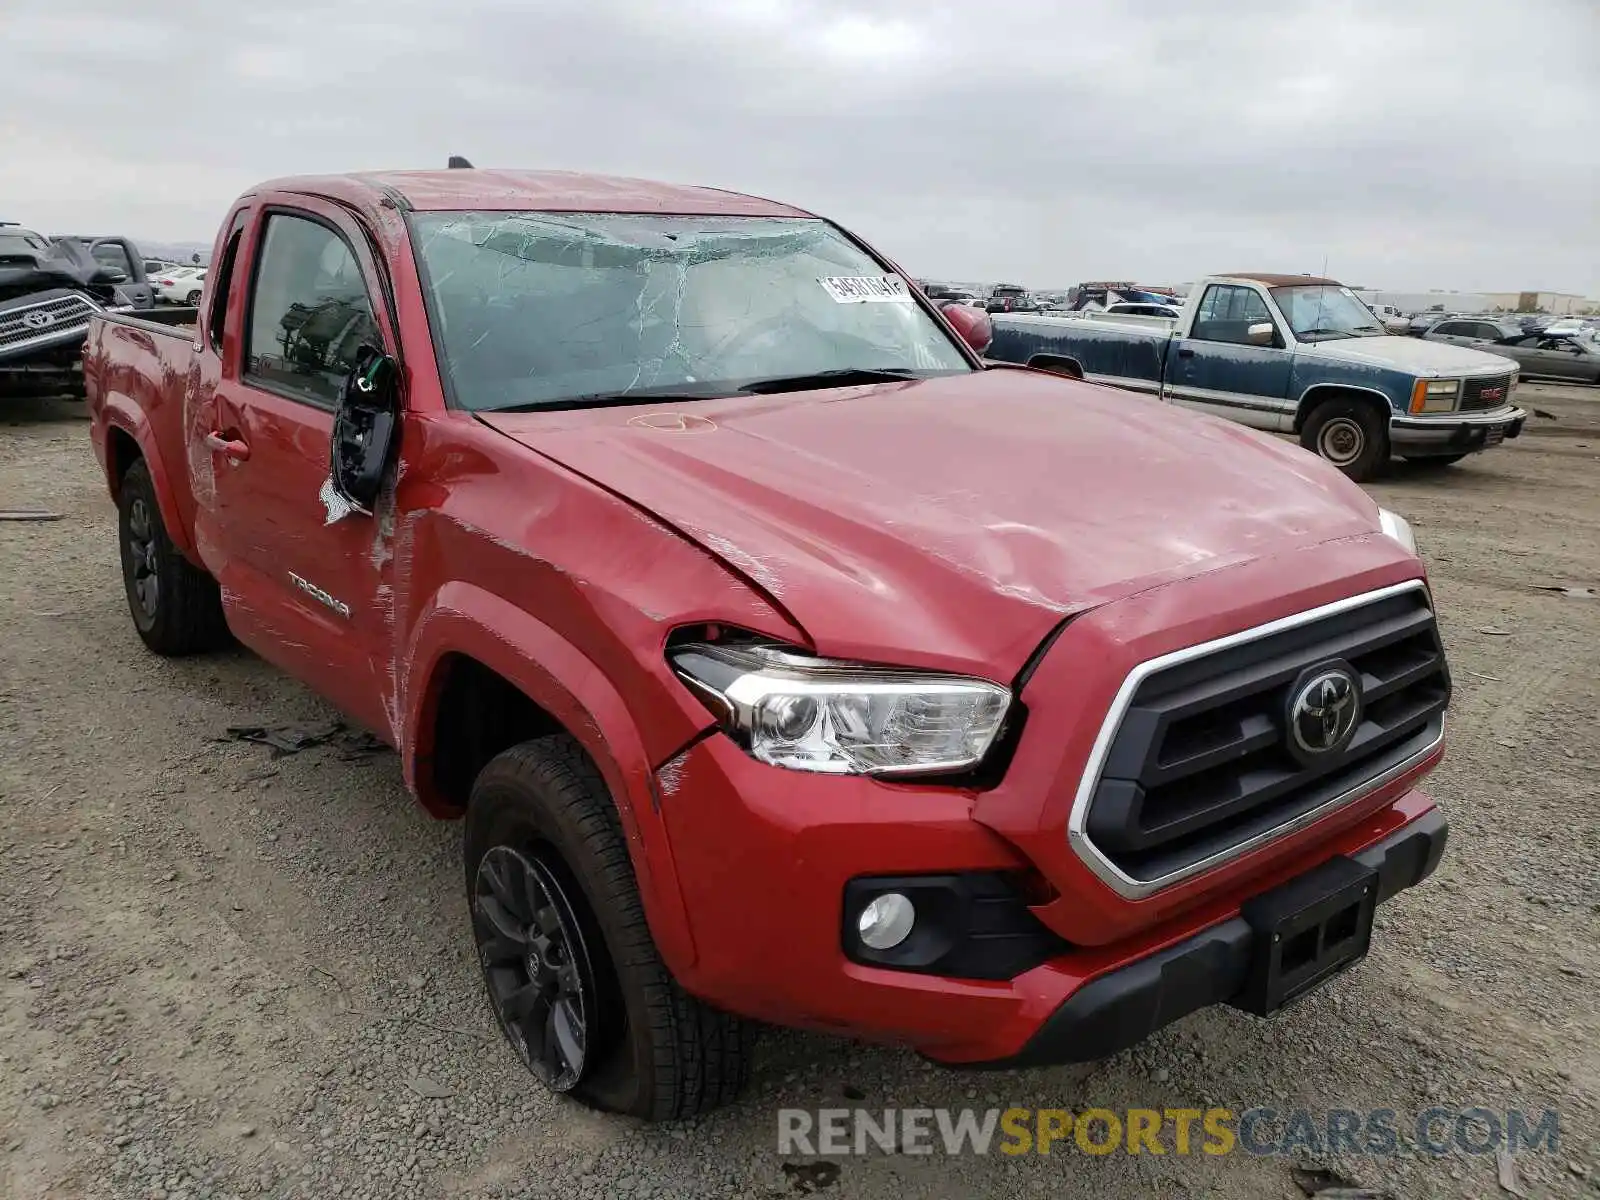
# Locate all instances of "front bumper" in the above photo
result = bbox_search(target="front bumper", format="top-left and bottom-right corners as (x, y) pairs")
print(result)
(660, 730), (1445, 1065)
(1389, 405), (1525, 455)
(965, 807), (1446, 1068)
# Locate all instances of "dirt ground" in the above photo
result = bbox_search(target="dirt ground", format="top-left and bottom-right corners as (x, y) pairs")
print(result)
(1, 385), (1596, 1200)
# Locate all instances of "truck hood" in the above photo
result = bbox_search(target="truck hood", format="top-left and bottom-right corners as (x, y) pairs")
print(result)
(479, 370), (1386, 677)
(1302, 335), (1518, 379)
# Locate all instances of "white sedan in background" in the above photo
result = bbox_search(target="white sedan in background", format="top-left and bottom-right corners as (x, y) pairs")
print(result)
(153, 267), (206, 306)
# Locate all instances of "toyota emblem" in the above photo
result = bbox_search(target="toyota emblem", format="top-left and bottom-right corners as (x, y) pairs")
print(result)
(21, 310), (55, 329)
(1286, 664), (1362, 761)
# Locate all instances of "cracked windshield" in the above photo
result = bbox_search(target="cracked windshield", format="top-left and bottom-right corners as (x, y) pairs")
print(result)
(412, 212), (972, 411)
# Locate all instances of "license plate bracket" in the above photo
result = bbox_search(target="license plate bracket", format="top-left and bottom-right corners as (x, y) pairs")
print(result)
(1230, 856), (1377, 1017)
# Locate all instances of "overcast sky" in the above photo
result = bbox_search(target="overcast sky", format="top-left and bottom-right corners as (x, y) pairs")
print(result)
(3, 0), (1595, 295)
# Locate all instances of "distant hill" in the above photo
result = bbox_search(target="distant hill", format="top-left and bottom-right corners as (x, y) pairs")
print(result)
(136, 239), (212, 266)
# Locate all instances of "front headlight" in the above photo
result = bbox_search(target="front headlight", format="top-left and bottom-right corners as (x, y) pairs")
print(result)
(1410, 378), (1461, 414)
(670, 642), (1012, 776)
(1378, 506), (1417, 555)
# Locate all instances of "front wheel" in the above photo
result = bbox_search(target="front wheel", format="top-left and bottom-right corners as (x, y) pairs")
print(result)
(464, 736), (751, 1120)
(1301, 398), (1388, 482)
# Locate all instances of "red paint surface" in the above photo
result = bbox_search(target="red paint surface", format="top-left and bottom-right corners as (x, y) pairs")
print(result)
(83, 171), (1446, 1061)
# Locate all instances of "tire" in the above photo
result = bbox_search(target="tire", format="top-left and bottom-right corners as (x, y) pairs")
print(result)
(464, 735), (751, 1120)
(117, 458), (231, 655)
(1403, 454), (1468, 468)
(1300, 397), (1388, 482)
(185, 289), (202, 306)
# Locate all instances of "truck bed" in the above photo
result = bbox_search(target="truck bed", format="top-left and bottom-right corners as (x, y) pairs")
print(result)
(83, 307), (206, 557)
(96, 308), (199, 338)
(988, 312), (1169, 390)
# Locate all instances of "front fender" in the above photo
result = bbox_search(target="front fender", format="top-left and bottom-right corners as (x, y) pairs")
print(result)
(402, 580), (699, 973)
(96, 393), (197, 559)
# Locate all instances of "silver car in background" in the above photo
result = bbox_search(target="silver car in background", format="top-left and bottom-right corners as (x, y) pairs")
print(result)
(1424, 317), (1600, 384)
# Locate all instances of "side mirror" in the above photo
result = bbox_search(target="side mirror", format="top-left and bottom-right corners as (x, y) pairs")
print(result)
(330, 347), (399, 515)
(1246, 322), (1275, 347)
(941, 301), (994, 355)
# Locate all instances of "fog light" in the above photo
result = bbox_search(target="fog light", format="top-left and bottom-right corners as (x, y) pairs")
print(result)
(857, 893), (915, 950)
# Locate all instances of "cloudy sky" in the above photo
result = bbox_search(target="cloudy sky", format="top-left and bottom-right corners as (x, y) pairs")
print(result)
(3, 0), (1596, 295)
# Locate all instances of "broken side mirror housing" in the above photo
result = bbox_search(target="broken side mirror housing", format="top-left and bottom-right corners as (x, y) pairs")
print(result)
(1246, 322), (1275, 347)
(330, 347), (400, 515)
(941, 302), (994, 355)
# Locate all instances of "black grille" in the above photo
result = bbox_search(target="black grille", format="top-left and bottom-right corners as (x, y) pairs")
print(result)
(1460, 374), (1513, 411)
(1083, 588), (1449, 886)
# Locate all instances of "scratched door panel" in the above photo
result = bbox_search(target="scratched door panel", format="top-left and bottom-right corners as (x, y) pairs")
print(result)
(210, 385), (394, 736)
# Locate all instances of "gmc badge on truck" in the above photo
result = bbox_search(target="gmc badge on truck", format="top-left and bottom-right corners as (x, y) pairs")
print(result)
(289, 572), (351, 619)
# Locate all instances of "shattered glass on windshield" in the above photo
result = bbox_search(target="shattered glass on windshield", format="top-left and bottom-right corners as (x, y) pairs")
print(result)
(411, 212), (970, 411)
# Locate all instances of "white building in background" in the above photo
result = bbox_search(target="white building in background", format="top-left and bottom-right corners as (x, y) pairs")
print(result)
(1480, 291), (1595, 315)
(1354, 289), (1598, 315)
(1355, 290), (1491, 314)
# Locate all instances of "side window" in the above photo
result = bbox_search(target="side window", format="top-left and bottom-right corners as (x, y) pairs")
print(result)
(90, 242), (134, 277)
(244, 213), (380, 407)
(1436, 322), (1465, 336)
(1192, 285), (1272, 345)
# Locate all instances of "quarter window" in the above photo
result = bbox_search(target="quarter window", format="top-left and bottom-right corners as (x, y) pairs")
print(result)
(208, 215), (247, 353)
(244, 214), (379, 407)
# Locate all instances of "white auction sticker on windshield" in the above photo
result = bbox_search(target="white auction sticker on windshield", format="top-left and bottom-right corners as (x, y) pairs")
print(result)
(818, 276), (914, 303)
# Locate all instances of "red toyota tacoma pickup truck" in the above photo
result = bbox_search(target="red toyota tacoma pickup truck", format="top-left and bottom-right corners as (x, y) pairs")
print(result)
(84, 168), (1450, 1122)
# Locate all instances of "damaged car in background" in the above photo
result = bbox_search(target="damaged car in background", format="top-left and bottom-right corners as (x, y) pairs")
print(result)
(84, 167), (1452, 1124)
(0, 221), (116, 397)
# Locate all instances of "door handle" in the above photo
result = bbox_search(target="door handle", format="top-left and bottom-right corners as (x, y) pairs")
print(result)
(1176, 347), (1195, 359)
(204, 431), (251, 462)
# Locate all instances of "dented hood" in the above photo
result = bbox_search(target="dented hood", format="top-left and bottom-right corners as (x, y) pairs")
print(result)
(479, 370), (1384, 677)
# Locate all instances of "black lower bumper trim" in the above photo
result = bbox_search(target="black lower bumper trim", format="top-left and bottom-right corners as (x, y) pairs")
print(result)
(948, 808), (1447, 1069)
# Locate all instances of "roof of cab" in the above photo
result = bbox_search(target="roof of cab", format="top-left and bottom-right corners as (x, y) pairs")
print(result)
(1217, 273), (1342, 287)
(256, 169), (814, 219)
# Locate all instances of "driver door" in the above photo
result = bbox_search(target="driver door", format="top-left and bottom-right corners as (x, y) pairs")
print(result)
(1166, 283), (1295, 430)
(202, 201), (399, 738)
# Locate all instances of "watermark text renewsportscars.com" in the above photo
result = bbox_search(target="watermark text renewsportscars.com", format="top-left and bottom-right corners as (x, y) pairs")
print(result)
(777, 1106), (1561, 1158)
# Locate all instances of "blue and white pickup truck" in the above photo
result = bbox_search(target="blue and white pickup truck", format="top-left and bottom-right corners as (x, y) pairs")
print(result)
(985, 272), (1527, 480)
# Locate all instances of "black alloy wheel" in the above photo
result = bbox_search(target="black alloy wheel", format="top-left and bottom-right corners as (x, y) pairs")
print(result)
(124, 494), (160, 623)
(473, 845), (598, 1092)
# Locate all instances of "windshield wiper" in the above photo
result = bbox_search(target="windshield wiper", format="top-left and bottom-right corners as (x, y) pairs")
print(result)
(736, 367), (927, 395)
(480, 386), (732, 414)
(476, 367), (940, 412)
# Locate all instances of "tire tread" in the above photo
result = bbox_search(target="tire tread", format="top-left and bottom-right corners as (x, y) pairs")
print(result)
(470, 736), (750, 1121)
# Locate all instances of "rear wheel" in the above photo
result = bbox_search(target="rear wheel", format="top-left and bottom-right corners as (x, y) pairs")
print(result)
(185, 289), (202, 306)
(1301, 397), (1388, 482)
(464, 736), (751, 1120)
(117, 459), (230, 655)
